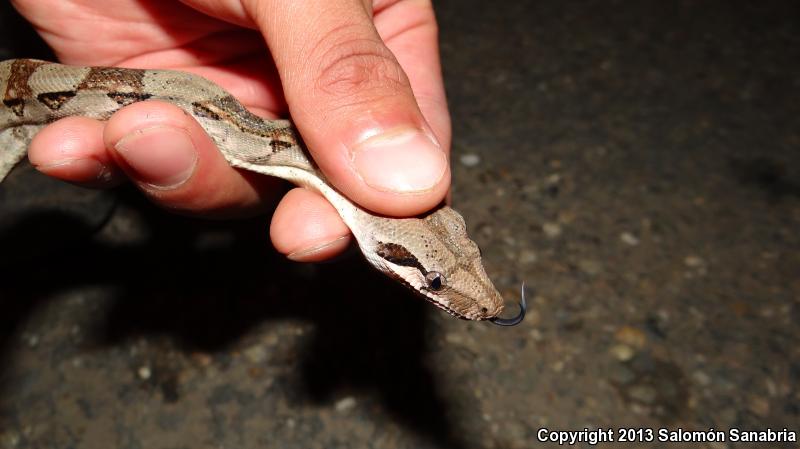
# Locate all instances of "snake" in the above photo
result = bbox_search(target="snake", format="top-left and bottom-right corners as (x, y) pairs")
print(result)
(0, 59), (525, 326)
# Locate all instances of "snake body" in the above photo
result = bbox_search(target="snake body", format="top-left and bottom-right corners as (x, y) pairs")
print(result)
(0, 59), (524, 324)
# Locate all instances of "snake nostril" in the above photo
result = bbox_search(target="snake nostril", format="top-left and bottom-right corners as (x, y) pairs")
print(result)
(481, 307), (488, 314)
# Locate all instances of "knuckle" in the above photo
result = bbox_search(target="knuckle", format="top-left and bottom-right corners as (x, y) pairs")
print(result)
(311, 27), (408, 103)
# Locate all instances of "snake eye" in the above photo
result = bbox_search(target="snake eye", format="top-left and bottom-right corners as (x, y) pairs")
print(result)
(425, 271), (446, 291)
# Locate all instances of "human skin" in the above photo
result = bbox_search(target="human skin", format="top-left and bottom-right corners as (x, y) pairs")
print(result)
(12, 0), (451, 261)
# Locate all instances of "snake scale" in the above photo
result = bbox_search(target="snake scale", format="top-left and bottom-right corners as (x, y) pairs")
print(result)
(0, 59), (524, 325)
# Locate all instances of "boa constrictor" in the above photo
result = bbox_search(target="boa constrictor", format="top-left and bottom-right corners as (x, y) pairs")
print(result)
(0, 59), (525, 326)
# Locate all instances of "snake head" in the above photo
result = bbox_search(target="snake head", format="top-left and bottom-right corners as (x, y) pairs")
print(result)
(362, 207), (508, 321)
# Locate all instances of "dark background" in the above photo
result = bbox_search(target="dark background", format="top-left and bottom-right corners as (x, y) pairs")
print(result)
(1, 1), (798, 448)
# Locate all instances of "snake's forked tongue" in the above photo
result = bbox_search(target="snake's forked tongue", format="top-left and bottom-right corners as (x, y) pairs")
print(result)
(489, 283), (527, 326)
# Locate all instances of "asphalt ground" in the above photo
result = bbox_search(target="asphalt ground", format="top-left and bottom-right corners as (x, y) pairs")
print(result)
(1, 1), (798, 448)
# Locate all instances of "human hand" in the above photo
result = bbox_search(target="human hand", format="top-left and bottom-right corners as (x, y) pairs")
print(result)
(12, 0), (451, 261)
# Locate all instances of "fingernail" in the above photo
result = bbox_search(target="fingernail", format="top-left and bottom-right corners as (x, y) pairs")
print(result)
(35, 158), (114, 183)
(115, 126), (197, 189)
(351, 127), (447, 193)
(287, 235), (351, 262)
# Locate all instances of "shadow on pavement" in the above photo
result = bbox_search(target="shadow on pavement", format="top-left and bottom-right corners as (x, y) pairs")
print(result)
(0, 187), (469, 449)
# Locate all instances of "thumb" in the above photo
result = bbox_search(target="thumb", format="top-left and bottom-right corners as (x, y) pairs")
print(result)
(250, 0), (450, 216)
